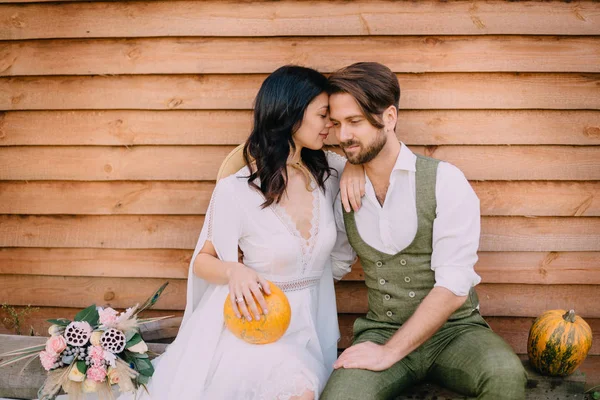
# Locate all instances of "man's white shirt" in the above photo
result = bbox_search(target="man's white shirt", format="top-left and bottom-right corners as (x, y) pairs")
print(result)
(331, 142), (481, 296)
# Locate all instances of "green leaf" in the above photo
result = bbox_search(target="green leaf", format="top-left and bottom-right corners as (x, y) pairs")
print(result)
(125, 329), (138, 341)
(135, 358), (152, 370)
(132, 357), (154, 377)
(137, 374), (150, 385)
(76, 360), (87, 374)
(46, 318), (71, 326)
(125, 333), (143, 348)
(592, 391), (600, 400)
(139, 364), (154, 377)
(130, 352), (149, 359)
(74, 304), (99, 326)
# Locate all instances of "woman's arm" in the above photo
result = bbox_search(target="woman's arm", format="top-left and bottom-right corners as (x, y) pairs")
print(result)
(193, 178), (271, 322)
(339, 161), (365, 212)
(194, 240), (271, 322)
(325, 150), (365, 212)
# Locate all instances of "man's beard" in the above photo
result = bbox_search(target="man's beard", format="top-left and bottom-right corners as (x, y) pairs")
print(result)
(340, 129), (387, 165)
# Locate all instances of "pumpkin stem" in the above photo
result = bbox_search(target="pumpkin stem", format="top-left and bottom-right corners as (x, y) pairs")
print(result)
(562, 309), (576, 323)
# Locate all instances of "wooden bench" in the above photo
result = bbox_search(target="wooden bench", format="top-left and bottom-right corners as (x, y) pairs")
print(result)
(140, 317), (593, 399)
(0, 333), (589, 400)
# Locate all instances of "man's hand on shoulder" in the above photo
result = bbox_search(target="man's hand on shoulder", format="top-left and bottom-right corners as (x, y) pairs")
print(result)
(333, 341), (400, 372)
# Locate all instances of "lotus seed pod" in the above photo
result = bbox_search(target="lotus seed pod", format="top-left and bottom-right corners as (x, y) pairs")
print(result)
(64, 321), (93, 347)
(100, 328), (127, 354)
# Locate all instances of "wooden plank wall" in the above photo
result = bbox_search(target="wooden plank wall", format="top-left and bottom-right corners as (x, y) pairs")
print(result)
(0, 0), (599, 379)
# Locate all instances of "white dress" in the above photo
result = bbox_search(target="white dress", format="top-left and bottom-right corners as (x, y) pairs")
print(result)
(118, 151), (347, 399)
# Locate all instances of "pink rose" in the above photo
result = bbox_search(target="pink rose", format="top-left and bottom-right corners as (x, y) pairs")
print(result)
(107, 367), (120, 385)
(86, 364), (107, 382)
(99, 307), (119, 327)
(45, 335), (67, 355)
(39, 350), (57, 371)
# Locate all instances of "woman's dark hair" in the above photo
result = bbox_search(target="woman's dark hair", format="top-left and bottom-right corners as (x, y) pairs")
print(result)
(243, 65), (332, 208)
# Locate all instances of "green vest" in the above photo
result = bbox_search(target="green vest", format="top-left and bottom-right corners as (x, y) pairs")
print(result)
(343, 154), (479, 325)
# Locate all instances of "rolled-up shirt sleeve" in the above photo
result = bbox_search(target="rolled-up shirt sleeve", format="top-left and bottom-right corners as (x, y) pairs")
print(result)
(331, 193), (357, 281)
(431, 162), (482, 296)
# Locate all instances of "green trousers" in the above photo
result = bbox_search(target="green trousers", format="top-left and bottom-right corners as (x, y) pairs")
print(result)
(321, 312), (526, 400)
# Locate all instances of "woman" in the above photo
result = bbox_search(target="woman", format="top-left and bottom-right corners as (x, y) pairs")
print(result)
(127, 66), (358, 400)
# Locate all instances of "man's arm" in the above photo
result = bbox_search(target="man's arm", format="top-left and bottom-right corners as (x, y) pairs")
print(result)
(335, 162), (481, 371)
(334, 287), (465, 370)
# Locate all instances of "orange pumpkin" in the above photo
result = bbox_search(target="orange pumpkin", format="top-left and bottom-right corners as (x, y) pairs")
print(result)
(223, 282), (291, 344)
(527, 309), (592, 376)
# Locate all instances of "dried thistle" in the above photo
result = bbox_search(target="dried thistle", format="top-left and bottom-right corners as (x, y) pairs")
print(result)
(1, 303), (40, 335)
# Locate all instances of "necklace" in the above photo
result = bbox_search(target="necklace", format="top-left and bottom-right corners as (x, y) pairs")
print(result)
(287, 161), (316, 192)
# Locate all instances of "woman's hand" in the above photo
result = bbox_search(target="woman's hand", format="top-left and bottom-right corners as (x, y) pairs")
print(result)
(339, 161), (366, 212)
(226, 263), (271, 321)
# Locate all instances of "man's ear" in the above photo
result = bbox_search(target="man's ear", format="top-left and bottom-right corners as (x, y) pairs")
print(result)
(384, 105), (398, 132)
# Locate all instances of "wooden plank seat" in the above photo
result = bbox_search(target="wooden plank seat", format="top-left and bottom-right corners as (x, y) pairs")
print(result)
(0, 334), (589, 400)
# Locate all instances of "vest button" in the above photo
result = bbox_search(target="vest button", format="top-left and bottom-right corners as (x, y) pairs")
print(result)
(400, 259), (407, 266)
(408, 291), (416, 298)
(379, 278), (386, 285)
(386, 311), (393, 317)
(384, 294), (391, 300)
(404, 277), (411, 283)
(376, 261), (383, 267)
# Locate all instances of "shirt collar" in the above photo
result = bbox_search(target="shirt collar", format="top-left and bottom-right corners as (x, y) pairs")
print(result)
(392, 142), (417, 173)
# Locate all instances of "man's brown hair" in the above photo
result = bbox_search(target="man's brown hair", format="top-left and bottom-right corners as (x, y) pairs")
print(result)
(328, 62), (400, 129)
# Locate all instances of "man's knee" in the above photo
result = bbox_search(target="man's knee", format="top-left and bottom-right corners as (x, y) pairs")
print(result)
(477, 353), (527, 399)
(321, 369), (389, 400)
(321, 369), (362, 400)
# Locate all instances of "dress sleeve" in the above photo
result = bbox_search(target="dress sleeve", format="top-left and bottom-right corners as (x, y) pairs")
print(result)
(325, 149), (347, 175)
(324, 150), (347, 199)
(182, 177), (243, 326)
(201, 177), (243, 263)
(330, 193), (357, 280)
(431, 162), (482, 296)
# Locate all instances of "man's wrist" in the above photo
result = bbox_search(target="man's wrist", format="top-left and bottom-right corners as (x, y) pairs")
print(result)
(383, 341), (405, 363)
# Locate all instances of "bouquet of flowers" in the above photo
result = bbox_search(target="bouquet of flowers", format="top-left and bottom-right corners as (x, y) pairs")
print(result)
(0, 282), (171, 399)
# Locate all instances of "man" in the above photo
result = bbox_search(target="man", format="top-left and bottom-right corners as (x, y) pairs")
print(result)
(324, 62), (526, 400)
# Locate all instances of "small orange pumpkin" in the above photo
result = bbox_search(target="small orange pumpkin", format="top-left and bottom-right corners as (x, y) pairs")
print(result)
(527, 309), (592, 376)
(223, 282), (291, 344)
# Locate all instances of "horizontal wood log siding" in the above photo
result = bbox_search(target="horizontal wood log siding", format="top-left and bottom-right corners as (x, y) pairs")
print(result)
(0, 1), (598, 376)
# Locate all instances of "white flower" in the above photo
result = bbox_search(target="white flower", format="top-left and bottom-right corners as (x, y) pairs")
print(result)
(48, 324), (62, 336)
(68, 366), (86, 382)
(90, 331), (103, 346)
(127, 340), (148, 354)
(103, 351), (117, 367)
